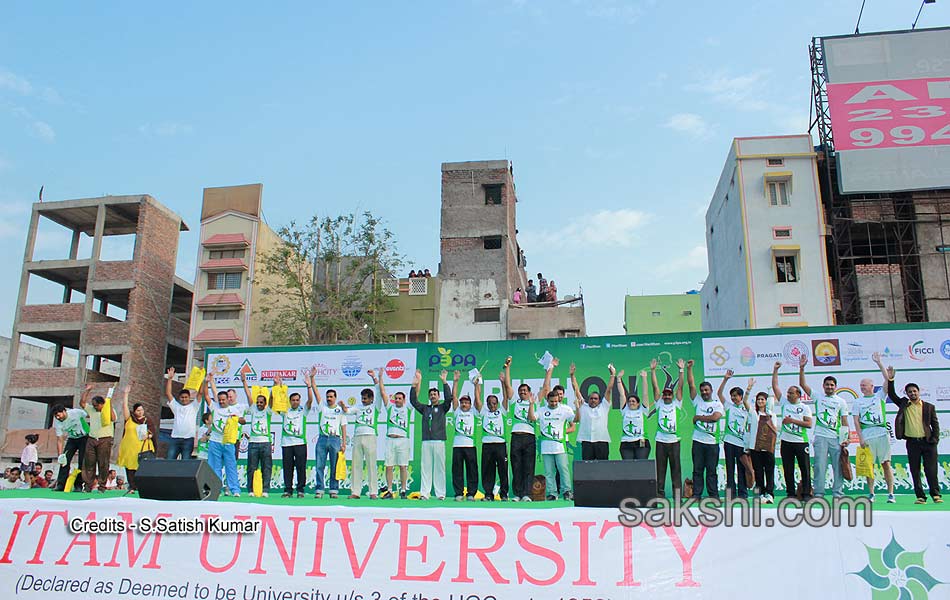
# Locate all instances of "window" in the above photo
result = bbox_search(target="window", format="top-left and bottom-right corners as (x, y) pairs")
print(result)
(209, 249), (246, 260)
(392, 332), (429, 343)
(781, 305), (800, 316)
(202, 310), (240, 320)
(767, 157), (785, 167)
(768, 180), (790, 206)
(382, 278), (399, 296)
(559, 329), (580, 338)
(408, 278), (428, 295)
(682, 310), (693, 316)
(775, 255), (798, 283)
(208, 272), (242, 290)
(474, 307), (500, 322)
(869, 299), (887, 309)
(483, 235), (502, 250)
(484, 184), (503, 205)
(510, 332), (529, 340)
(773, 227), (792, 239)
(651, 311), (661, 317)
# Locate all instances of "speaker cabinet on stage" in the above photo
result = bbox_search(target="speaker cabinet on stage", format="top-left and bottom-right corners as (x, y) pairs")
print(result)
(135, 459), (222, 501)
(573, 459), (657, 507)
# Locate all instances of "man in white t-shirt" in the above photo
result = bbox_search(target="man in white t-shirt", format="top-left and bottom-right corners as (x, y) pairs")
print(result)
(353, 369), (385, 499)
(241, 372), (274, 497)
(279, 389), (307, 498)
(717, 370), (753, 499)
(572, 363), (612, 461)
(306, 371), (348, 499)
(383, 375), (412, 499)
(529, 390), (576, 501)
(650, 358), (686, 499)
(480, 358), (513, 501)
(164, 367), (199, 460)
(690, 360), (723, 500)
(799, 363), (849, 499)
(853, 353), (895, 503)
(51, 403), (90, 491)
(205, 387), (243, 496)
(450, 371), (479, 501)
(772, 358), (814, 499)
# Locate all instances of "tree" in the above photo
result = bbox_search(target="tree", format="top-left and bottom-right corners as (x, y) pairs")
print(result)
(254, 212), (403, 345)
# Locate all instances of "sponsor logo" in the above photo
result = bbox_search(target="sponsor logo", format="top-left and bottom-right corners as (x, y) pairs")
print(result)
(341, 355), (363, 378)
(880, 346), (904, 361)
(260, 369), (297, 381)
(908, 340), (934, 362)
(851, 533), (944, 599)
(209, 355), (231, 377)
(941, 340), (950, 360)
(843, 342), (867, 362)
(428, 347), (477, 369)
(783, 340), (809, 365)
(308, 363), (338, 382)
(739, 347), (755, 367)
(579, 344), (602, 350)
(811, 339), (841, 366)
(708, 345), (730, 367)
(385, 359), (406, 380)
(934, 386), (950, 401)
(233, 359), (257, 381)
(629, 341), (637, 348)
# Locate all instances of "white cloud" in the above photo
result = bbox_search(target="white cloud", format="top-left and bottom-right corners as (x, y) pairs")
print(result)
(663, 112), (712, 139)
(775, 112), (811, 135)
(0, 68), (33, 95)
(0, 201), (31, 239)
(30, 120), (55, 142)
(139, 121), (194, 137)
(562, 208), (653, 247)
(581, 0), (646, 25)
(687, 69), (771, 111)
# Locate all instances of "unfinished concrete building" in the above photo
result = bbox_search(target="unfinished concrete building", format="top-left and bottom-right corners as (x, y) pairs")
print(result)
(438, 160), (586, 340)
(0, 195), (192, 453)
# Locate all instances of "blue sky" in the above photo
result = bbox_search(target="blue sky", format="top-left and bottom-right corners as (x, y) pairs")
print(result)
(1, 1), (948, 337)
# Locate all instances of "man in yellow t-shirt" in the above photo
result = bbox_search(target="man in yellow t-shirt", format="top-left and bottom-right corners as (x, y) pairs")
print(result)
(80, 384), (117, 492)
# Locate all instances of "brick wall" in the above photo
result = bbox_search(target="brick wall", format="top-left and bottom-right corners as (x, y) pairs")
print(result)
(83, 321), (131, 347)
(20, 303), (85, 323)
(94, 260), (134, 282)
(855, 264), (901, 275)
(8, 368), (76, 390)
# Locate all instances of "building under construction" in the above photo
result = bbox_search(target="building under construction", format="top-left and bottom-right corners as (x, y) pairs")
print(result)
(810, 35), (950, 326)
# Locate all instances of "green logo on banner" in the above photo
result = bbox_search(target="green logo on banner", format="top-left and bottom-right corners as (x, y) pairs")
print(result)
(851, 533), (943, 599)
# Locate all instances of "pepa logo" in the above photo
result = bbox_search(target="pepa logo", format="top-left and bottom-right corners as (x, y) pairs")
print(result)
(908, 340), (934, 362)
(209, 355), (231, 377)
(233, 359), (257, 381)
(385, 359), (406, 380)
(811, 339), (841, 366)
(783, 340), (808, 365)
(428, 347), (476, 369)
(708, 345), (730, 367)
(341, 355), (363, 378)
(739, 347), (755, 367)
(851, 533), (944, 599)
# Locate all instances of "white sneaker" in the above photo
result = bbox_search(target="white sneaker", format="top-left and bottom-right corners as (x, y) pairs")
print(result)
(233, 493), (241, 498)
(869, 493), (875, 502)
(510, 496), (520, 502)
(521, 495), (532, 503)
(262, 492), (269, 498)
(887, 494), (896, 504)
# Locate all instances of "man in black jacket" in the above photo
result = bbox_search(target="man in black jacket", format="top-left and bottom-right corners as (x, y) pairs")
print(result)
(881, 356), (943, 504)
(411, 369), (453, 500)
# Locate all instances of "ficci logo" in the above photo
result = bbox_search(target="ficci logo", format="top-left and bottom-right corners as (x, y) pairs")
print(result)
(908, 340), (934, 362)
(428, 347), (476, 369)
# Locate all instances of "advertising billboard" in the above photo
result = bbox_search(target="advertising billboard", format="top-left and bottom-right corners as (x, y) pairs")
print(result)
(822, 27), (950, 193)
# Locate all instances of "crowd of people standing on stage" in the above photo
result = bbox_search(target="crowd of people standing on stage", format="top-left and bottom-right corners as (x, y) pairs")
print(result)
(35, 351), (943, 505)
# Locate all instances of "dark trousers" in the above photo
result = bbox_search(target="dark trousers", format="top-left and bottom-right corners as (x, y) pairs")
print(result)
(620, 440), (651, 460)
(780, 441), (811, 497)
(510, 433), (536, 498)
(723, 442), (748, 498)
(282, 444), (308, 493)
(167, 437), (194, 460)
(655, 441), (681, 498)
(246, 441), (273, 493)
(452, 446), (478, 498)
(905, 438), (941, 500)
(127, 469), (138, 491)
(56, 436), (87, 490)
(82, 437), (113, 491)
(581, 441), (609, 460)
(481, 442), (509, 499)
(750, 449), (775, 496)
(691, 441), (720, 498)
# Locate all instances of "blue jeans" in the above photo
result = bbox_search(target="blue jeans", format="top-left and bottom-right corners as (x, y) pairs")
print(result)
(246, 442), (273, 494)
(167, 437), (194, 460)
(315, 436), (342, 492)
(542, 453), (572, 497)
(208, 441), (240, 494)
(813, 435), (844, 497)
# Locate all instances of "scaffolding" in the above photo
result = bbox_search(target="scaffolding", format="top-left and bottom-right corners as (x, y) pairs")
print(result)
(809, 37), (950, 325)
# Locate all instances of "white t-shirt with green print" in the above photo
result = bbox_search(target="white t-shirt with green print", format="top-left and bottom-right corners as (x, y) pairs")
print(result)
(723, 403), (750, 448)
(655, 400), (682, 444)
(851, 390), (888, 441)
(280, 405), (307, 447)
(244, 405), (272, 444)
(315, 403), (346, 438)
(813, 394), (849, 441)
(538, 404), (575, 455)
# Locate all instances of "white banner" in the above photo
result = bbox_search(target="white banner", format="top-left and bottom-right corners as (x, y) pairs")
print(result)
(1, 499), (948, 599)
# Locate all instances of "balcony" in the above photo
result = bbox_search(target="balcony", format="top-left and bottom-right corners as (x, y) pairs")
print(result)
(199, 258), (249, 272)
(202, 233), (250, 248)
(193, 328), (242, 346)
(195, 293), (245, 309)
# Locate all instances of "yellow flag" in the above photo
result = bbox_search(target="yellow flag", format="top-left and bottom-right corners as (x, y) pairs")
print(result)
(64, 469), (81, 493)
(252, 469), (263, 497)
(271, 385), (289, 413)
(335, 451), (347, 481)
(101, 387), (114, 427)
(184, 367), (207, 392)
(223, 415), (240, 444)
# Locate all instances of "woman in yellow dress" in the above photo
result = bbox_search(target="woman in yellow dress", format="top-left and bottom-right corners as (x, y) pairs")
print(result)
(116, 385), (155, 492)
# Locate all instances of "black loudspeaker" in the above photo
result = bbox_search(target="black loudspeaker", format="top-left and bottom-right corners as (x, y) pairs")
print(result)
(573, 459), (657, 507)
(135, 459), (221, 501)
